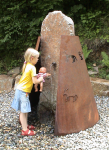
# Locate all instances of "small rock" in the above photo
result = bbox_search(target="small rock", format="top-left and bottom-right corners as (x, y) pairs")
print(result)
(7, 67), (21, 77)
(93, 66), (99, 72)
(88, 70), (98, 75)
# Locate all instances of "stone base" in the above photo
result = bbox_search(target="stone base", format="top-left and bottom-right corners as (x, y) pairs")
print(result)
(0, 75), (14, 93)
(90, 77), (109, 96)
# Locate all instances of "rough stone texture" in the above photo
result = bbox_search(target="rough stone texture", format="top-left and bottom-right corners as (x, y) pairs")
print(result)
(7, 67), (21, 78)
(93, 66), (99, 72)
(90, 77), (109, 96)
(101, 90), (109, 96)
(88, 70), (98, 75)
(0, 75), (14, 93)
(39, 11), (75, 116)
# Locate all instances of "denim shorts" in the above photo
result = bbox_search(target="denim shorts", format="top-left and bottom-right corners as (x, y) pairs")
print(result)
(11, 89), (31, 113)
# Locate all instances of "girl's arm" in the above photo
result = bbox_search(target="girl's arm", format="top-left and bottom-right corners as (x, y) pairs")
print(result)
(32, 76), (43, 84)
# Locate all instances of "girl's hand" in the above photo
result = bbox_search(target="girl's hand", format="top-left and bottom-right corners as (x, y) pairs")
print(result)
(32, 76), (43, 84)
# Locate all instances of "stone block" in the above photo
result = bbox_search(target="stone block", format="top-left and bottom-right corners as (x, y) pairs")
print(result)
(88, 70), (98, 75)
(90, 77), (109, 96)
(0, 75), (14, 93)
(101, 90), (109, 96)
(39, 11), (75, 115)
(7, 67), (21, 78)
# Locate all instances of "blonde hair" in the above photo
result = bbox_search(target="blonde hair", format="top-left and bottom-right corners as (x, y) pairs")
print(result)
(22, 48), (39, 73)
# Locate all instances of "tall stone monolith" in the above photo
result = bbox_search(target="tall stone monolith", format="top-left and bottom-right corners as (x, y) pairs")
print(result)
(39, 11), (75, 122)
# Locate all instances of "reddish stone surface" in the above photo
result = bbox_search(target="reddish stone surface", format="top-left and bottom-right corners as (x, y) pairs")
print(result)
(54, 35), (99, 135)
(39, 11), (75, 115)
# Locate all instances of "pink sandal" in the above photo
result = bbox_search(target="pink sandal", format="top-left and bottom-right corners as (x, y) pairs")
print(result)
(19, 114), (35, 130)
(21, 129), (36, 136)
(27, 125), (35, 130)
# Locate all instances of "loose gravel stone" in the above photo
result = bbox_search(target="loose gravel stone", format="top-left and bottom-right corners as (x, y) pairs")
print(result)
(0, 90), (109, 150)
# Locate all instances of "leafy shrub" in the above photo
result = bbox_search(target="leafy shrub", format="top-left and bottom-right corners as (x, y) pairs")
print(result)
(82, 44), (93, 60)
(86, 62), (93, 70)
(1, 0), (109, 75)
(98, 68), (107, 79)
(0, 61), (4, 74)
(106, 74), (109, 80)
(101, 52), (109, 68)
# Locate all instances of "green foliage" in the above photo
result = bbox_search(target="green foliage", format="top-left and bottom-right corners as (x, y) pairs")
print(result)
(0, 0), (63, 73)
(98, 68), (107, 79)
(0, 55), (22, 74)
(86, 62), (93, 70)
(106, 74), (109, 80)
(74, 0), (109, 41)
(1, 0), (109, 75)
(76, 10), (103, 39)
(101, 52), (109, 68)
(82, 44), (92, 60)
(0, 60), (4, 74)
(0, 0), (63, 49)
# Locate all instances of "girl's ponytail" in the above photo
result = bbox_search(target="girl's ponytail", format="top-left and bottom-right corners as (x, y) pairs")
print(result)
(22, 61), (27, 73)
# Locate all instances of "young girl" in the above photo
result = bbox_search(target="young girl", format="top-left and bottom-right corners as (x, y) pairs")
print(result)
(11, 48), (43, 136)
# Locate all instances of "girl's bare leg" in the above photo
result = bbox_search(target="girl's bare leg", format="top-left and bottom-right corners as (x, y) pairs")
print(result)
(25, 113), (28, 125)
(20, 112), (28, 131)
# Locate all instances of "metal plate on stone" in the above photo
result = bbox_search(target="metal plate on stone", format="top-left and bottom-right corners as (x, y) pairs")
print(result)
(35, 36), (41, 50)
(54, 36), (99, 136)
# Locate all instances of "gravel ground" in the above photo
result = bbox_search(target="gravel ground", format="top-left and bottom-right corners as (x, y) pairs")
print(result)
(0, 90), (109, 150)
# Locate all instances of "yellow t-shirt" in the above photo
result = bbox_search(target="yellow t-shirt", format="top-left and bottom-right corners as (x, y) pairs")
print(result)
(17, 63), (36, 93)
